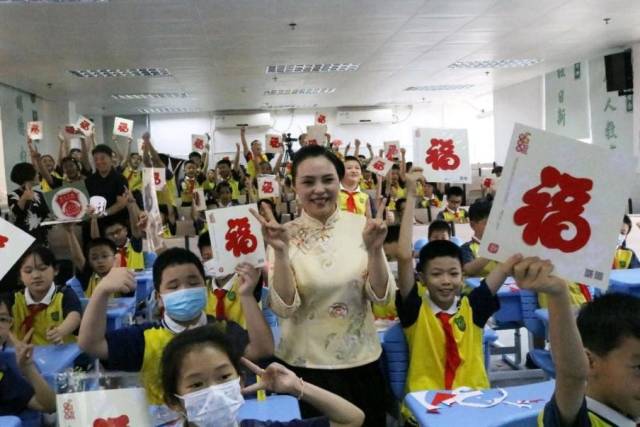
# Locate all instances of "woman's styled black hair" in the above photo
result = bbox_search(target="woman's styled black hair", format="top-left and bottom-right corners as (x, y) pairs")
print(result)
(291, 145), (345, 182)
(152, 247), (205, 292)
(161, 324), (242, 408)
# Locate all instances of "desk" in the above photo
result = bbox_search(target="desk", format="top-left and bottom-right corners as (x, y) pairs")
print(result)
(135, 270), (153, 300)
(3, 344), (82, 389)
(80, 297), (136, 331)
(0, 416), (21, 427)
(609, 268), (640, 297)
(238, 395), (301, 422)
(405, 380), (554, 427)
(465, 278), (522, 324)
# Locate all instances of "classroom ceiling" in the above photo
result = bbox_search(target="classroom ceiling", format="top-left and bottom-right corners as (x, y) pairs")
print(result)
(0, 0), (638, 115)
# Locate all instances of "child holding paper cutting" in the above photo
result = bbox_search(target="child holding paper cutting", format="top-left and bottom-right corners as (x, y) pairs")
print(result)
(10, 246), (81, 345)
(160, 325), (364, 427)
(460, 199), (498, 278)
(339, 155), (371, 217)
(521, 261), (640, 426)
(77, 247), (273, 420)
(0, 293), (56, 415)
(396, 171), (521, 421)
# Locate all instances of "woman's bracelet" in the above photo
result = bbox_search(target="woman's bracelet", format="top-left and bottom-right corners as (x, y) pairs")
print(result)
(296, 377), (305, 400)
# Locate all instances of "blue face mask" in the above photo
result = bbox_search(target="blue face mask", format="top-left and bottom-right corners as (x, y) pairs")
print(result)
(161, 287), (207, 322)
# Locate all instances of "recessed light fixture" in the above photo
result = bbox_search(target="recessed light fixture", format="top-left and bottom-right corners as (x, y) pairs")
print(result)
(0, 0), (108, 3)
(264, 88), (336, 96)
(265, 64), (359, 74)
(448, 59), (542, 69)
(111, 93), (188, 100)
(137, 107), (196, 114)
(405, 84), (474, 91)
(69, 68), (171, 78)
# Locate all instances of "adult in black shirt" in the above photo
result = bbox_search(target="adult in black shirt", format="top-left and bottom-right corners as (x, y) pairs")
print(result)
(84, 144), (129, 228)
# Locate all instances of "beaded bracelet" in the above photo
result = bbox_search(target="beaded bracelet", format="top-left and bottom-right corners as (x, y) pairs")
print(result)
(296, 377), (305, 400)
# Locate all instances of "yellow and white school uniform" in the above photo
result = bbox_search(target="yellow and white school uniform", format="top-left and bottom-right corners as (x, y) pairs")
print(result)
(205, 275), (249, 328)
(538, 395), (640, 426)
(11, 283), (81, 345)
(339, 184), (369, 216)
(438, 207), (468, 222)
(122, 166), (143, 192)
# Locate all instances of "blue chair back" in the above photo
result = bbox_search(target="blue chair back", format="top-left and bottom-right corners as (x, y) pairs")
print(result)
(449, 235), (463, 246)
(66, 277), (85, 299)
(381, 323), (409, 400)
(143, 252), (157, 269)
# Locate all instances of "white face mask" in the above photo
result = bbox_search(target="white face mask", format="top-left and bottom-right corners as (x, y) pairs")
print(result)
(618, 233), (626, 247)
(177, 377), (244, 427)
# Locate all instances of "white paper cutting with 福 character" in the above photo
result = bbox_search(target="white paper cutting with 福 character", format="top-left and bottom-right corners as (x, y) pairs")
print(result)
(27, 121), (43, 140)
(412, 128), (471, 184)
(265, 134), (282, 154)
(257, 175), (280, 199)
(366, 156), (394, 177)
(478, 123), (635, 289)
(205, 204), (266, 276)
(113, 117), (134, 138)
(306, 125), (327, 146)
(56, 388), (151, 427)
(0, 217), (35, 281)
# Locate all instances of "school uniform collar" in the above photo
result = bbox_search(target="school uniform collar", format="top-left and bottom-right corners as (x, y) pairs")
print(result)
(425, 293), (459, 316)
(340, 183), (362, 194)
(214, 274), (237, 292)
(25, 283), (56, 306)
(445, 207), (460, 215)
(162, 311), (207, 334)
(586, 396), (639, 427)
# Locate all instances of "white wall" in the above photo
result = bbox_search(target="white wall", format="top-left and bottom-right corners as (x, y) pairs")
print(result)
(0, 84), (68, 208)
(147, 99), (495, 168)
(493, 76), (544, 165)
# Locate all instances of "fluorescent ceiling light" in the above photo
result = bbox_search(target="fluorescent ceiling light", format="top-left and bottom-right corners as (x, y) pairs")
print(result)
(111, 93), (188, 100)
(405, 84), (474, 91)
(69, 68), (171, 78)
(137, 107), (196, 114)
(448, 59), (541, 69)
(0, 0), (108, 3)
(264, 88), (336, 96)
(266, 63), (359, 74)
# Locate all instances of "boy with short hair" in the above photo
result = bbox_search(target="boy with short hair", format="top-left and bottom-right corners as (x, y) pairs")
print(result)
(460, 199), (497, 277)
(428, 220), (451, 241)
(436, 186), (468, 223)
(179, 160), (202, 206)
(77, 248), (273, 420)
(520, 260), (640, 426)
(397, 171), (519, 393)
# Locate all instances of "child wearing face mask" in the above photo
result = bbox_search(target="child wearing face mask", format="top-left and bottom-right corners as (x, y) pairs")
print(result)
(77, 248), (273, 425)
(11, 246), (81, 345)
(161, 324), (365, 427)
(613, 214), (640, 269)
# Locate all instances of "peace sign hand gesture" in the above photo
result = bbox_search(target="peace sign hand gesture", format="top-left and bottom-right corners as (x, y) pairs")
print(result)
(363, 198), (388, 252)
(250, 205), (289, 253)
(8, 329), (36, 371)
(241, 358), (302, 397)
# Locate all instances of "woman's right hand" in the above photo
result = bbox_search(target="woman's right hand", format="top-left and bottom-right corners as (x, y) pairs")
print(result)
(251, 205), (289, 252)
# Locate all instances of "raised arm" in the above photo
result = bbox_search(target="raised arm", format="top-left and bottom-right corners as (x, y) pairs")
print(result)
(273, 147), (284, 178)
(201, 136), (211, 173)
(343, 142), (351, 156)
(397, 171), (419, 298)
(27, 138), (54, 188)
(399, 147), (407, 180)
(240, 127), (250, 159)
(235, 263), (274, 360)
(64, 223), (86, 271)
(353, 139), (361, 158)
(124, 191), (143, 239)
(57, 130), (68, 165)
(80, 135), (92, 172)
(484, 254), (522, 295)
(78, 265), (135, 359)
(514, 259), (587, 425)
(366, 143), (374, 161)
(363, 199), (391, 300)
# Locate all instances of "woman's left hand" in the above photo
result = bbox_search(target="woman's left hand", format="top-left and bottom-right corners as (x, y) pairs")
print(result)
(363, 198), (388, 252)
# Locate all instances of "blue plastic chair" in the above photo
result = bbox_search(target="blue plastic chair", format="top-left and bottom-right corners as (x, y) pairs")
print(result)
(66, 277), (85, 299)
(449, 235), (463, 246)
(381, 323), (409, 401)
(143, 252), (157, 269)
(483, 327), (498, 370)
(529, 349), (556, 378)
(519, 290), (545, 339)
